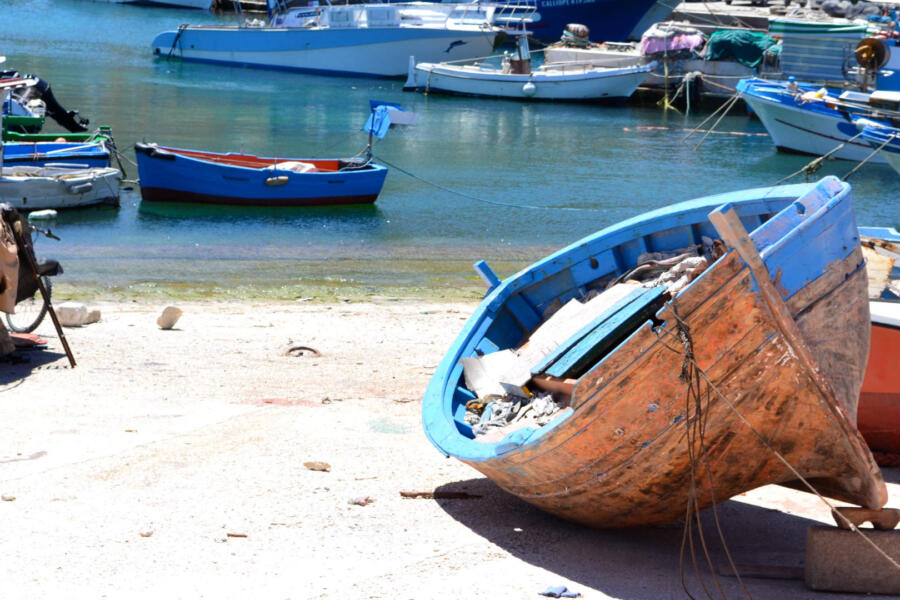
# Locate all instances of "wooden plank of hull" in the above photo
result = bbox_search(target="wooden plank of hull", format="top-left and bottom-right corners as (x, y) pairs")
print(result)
(461, 247), (886, 528)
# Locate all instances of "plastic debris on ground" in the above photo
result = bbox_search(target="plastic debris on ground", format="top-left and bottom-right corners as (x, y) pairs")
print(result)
(539, 585), (582, 598)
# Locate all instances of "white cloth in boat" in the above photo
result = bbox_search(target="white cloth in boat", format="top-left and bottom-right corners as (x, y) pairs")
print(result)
(264, 161), (318, 173)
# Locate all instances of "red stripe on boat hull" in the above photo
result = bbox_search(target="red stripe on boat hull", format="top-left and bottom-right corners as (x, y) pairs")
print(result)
(140, 187), (379, 207)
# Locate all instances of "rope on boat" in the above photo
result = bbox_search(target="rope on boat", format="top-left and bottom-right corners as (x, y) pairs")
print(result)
(654, 323), (900, 576)
(373, 155), (597, 212)
(681, 92), (742, 145)
(843, 132), (897, 181)
(691, 93), (743, 151)
(167, 25), (187, 60)
(769, 131), (866, 188)
(670, 307), (754, 600)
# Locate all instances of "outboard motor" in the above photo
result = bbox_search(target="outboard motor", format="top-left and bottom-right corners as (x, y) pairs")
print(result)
(1, 70), (89, 133)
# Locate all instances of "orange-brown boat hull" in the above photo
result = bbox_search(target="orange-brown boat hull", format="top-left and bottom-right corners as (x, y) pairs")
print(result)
(461, 249), (886, 528)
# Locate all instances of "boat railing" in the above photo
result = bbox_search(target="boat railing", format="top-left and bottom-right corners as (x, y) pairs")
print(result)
(490, 0), (537, 32)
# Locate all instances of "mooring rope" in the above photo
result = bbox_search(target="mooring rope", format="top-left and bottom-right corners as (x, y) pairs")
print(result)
(654, 322), (900, 575)
(682, 92), (742, 144)
(669, 307), (753, 600)
(768, 130), (866, 189)
(843, 132), (897, 181)
(374, 155), (597, 212)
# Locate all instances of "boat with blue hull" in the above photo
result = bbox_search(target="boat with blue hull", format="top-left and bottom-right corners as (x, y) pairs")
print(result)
(423, 176), (885, 528)
(737, 77), (900, 163)
(2, 140), (110, 168)
(134, 143), (388, 207)
(494, 0), (674, 42)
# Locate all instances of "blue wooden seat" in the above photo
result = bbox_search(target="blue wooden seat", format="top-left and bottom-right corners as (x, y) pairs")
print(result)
(532, 286), (668, 380)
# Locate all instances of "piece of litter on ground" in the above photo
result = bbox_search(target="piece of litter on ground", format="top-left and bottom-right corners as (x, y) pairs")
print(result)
(348, 496), (374, 506)
(1, 494), (15, 502)
(539, 585), (581, 598)
(226, 532), (247, 538)
(283, 345), (320, 357)
(139, 530), (154, 538)
(304, 461), (331, 472)
(400, 490), (482, 500)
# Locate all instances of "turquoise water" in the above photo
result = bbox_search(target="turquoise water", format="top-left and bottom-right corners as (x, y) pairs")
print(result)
(3, 0), (899, 298)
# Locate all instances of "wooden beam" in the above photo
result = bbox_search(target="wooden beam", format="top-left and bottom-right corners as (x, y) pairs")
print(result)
(708, 204), (841, 416)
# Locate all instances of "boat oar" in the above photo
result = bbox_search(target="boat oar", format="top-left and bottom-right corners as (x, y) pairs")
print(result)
(10, 220), (76, 368)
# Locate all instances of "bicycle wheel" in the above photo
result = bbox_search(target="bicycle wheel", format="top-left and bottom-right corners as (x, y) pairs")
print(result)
(6, 277), (51, 333)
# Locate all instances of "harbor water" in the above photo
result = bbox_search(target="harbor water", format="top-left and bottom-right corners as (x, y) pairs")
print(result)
(4, 0), (899, 300)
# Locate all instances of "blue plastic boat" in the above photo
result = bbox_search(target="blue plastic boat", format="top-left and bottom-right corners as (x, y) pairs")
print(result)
(134, 143), (388, 207)
(423, 176), (885, 527)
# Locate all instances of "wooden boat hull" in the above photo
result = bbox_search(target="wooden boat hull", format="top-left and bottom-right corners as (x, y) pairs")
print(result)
(134, 143), (388, 207)
(423, 177), (885, 528)
(0, 166), (121, 210)
(858, 303), (900, 454)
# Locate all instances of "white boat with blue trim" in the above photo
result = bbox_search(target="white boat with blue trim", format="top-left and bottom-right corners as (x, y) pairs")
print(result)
(737, 77), (900, 163)
(152, 0), (503, 77)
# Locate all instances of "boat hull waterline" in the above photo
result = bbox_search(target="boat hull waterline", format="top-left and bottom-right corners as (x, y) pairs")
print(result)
(423, 176), (885, 528)
(134, 143), (388, 207)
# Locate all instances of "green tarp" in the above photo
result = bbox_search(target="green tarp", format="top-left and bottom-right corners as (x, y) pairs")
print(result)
(704, 30), (779, 69)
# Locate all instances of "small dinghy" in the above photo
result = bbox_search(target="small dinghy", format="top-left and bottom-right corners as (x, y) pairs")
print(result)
(408, 34), (653, 101)
(0, 165), (122, 210)
(423, 176), (886, 528)
(135, 102), (408, 207)
(2, 138), (111, 168)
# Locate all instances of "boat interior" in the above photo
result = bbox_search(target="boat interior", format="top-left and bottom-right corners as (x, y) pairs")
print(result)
(157, 146), (376, 173)
(431, 180), (849, 458)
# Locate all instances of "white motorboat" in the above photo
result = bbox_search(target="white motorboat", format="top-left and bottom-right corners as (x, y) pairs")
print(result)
(409, 35), (653, 100)
(152, 1), (503, 78)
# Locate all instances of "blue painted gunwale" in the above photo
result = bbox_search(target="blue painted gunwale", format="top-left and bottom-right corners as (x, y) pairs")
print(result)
(134, 143), (388, 206)
(858, 122), (900, 156)
(2, 141), (110, 168)
(423, 177), (858, 462)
